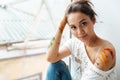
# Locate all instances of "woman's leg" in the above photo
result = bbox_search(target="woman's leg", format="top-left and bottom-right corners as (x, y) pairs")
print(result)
(46, 60), (72, 80)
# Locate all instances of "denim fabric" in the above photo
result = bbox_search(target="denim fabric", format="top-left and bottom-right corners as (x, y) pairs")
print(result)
(46, 60), (72, 80)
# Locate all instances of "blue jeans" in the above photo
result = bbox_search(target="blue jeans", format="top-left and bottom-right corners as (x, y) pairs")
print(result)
(46, 60), (72, 80)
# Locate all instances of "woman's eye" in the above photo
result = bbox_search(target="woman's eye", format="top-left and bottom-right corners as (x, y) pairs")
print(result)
(81, 22), (87, 27)
(70, 25), (76, 30)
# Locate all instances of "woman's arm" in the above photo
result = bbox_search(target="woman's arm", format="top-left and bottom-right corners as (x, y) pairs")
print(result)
(46, 15), (71, 63)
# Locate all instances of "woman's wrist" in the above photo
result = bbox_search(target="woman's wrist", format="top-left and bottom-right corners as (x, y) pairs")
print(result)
(58, 16), (67, 33)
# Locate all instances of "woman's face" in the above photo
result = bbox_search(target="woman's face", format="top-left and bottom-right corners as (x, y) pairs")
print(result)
(67, 12), (96, 42)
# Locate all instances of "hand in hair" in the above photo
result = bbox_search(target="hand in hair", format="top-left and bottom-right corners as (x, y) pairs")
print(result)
(59, 15), (67, 32)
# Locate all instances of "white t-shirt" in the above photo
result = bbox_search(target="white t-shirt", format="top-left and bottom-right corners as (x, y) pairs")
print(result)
(63, 38), (117, 80)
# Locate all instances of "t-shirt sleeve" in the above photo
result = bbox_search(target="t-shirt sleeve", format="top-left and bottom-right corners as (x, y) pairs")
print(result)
(62, 39), (73, 53)
(61, 38), (81, 55)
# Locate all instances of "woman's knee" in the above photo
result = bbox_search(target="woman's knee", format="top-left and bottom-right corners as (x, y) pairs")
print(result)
(47, 60), (67, 71)
(46, 60), (72, 80)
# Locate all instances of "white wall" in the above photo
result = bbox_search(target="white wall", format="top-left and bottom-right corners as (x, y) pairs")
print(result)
(91, 0), (120, 80)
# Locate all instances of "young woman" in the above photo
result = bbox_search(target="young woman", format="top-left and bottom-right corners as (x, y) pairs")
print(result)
(46, 0), (117, 80)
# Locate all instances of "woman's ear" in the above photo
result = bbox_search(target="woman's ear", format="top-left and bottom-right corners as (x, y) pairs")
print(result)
(92, 17), (96, 24)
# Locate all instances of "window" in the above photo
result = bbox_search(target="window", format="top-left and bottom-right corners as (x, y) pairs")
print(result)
(0, 0), (71, 59)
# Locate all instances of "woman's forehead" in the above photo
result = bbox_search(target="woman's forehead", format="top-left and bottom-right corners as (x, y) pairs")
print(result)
(67, 12), (89, 24)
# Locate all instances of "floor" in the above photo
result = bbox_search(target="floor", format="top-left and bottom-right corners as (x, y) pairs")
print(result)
(39, 54), (49, 80)
(0, 53), (49, 80)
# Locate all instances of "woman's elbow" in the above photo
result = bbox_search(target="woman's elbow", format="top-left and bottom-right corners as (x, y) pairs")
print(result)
(46, 56), (52, 62)
(45, 53), (51, 61)
(46, 55), (55, 63)
(46, 55), (59, 63)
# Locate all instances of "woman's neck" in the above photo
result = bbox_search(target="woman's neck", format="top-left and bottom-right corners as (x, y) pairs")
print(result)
(84, 35), (102, 47)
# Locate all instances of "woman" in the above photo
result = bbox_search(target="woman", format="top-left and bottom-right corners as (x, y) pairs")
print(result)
(46, 0), (117, 80)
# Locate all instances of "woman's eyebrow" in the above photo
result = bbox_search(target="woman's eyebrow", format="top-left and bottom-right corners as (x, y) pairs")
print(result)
(79, 19), (86, 23)
(68, 19), (86, 26)
(67, 22), (74, 26)
(69, 24), (75, 27)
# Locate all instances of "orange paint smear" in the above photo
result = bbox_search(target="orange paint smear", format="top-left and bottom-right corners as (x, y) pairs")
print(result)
(104, 48), (114, 59)
(100, 50), (109, 65)
(98, 55), (105, 65)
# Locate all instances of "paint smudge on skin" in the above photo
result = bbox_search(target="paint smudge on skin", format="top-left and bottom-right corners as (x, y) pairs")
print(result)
(48, 37), (55, 48)
(98, 48), (111, 65)
(104, 48), (114, 59)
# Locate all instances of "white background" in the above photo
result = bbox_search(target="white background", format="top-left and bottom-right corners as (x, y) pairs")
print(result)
(91, 0), (120, 80)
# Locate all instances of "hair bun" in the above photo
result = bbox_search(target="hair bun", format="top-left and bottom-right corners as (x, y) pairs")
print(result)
(72, 0), (90, 5)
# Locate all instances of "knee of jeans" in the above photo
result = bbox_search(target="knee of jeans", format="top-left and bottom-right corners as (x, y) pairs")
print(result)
(47, 60), (67, 71)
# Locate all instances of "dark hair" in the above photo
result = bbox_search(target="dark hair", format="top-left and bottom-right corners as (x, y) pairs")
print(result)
(66, 0), (97, 20)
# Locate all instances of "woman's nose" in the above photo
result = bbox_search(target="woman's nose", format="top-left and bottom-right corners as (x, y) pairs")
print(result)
(77, 28), (84, 35)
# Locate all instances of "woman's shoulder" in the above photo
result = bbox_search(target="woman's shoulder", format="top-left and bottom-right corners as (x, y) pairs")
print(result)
(98, 39), (116, 53)
(103, 40), (116, 54)
(94, 40), (116, 71)
(62, 37), (83, 53)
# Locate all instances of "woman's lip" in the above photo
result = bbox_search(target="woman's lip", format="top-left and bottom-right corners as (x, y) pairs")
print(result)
(79, 34), (87, 38)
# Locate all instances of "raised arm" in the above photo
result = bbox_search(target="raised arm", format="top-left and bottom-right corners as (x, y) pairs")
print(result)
(46, 15), (71, 63)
